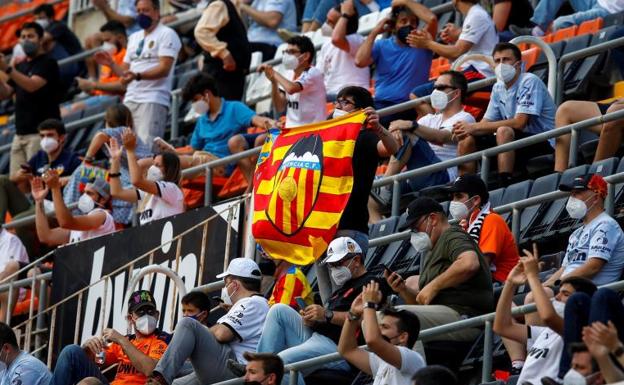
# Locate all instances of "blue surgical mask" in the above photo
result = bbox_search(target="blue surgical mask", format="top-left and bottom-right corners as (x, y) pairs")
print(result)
(396, 26), (412, 44)
(137, 14), (153, 29)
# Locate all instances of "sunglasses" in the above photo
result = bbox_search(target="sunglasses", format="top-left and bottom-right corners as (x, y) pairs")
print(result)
(135, 39), (145, 57)
(433, 84), (456, 91)
(134, 307), (157, 317)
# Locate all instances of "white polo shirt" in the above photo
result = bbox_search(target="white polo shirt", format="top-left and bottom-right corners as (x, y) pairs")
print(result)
(137, 181), (185, 225)
(458, 4), (498, 77)
(282, 67), (327, 127)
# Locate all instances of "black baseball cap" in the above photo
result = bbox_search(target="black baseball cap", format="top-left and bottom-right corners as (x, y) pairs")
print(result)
(559, 173), (607, 198)
(441, 174), (489, 203)
(128, 290), (156, 313)
(399, 197), (445, 231)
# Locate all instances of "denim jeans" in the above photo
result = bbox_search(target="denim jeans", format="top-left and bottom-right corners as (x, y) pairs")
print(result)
(530, 0), (610, 31)
(302, 0), (372, 24)
(50, 345), (109, 385)
(153, 317), (236, 385)
(401, 138), (451, 194)
(374, 99), (417, 128)
(256, 304), (351, 385)
(559, 288), (624, 378)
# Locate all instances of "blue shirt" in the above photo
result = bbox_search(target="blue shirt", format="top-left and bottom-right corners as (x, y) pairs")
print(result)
(28, 147), (81, 178)
(372, 37), (432, 103)
(190, 99), (256, 158)
(484, 72), (556, 136)
(562, 212), (624, 286)
(247, 0), (297, 47)
(0, 351), (51, 385)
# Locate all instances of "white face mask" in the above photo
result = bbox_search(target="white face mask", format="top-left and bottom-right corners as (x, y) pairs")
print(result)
(192, 99), (209, 115)
(449, 200), (470, 220)
(147, 165), (163, 182)
(221, 282), (238, 305)
(429, 89), (457, 111)
(134, 314), (157, 335)
(566, 196), (590, 219)
(282, 53), (300, 70)
(551, 298), (566, 318)
(35, 18), (50, 29)
(330, 265), (352, 287)
(101, 41), (118, 55)
(40, 137), (59, 153)
(78, 193), (96, 214)
(320, 22), (334, 37)
(495, 62), (517, 84)
(332, 108), (348, 119)
(563, 369), (588, 385)
(410, 231), (431, 253)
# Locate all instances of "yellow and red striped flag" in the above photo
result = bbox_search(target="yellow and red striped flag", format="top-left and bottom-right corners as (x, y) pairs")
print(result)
(252, 111), (367, 265)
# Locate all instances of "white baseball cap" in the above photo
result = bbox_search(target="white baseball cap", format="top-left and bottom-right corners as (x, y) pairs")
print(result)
(216, 258), (262, 280)
(322, 237), (363, 264)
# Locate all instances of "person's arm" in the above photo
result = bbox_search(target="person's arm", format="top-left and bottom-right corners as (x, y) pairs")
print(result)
(0, 79), (13, 99)
(389, 119), (453, 145)
(103, 329), (157, 376)
(31, 177), (70, 246)
(84, 131), (111, 161)
(92, 80), (126, 93)
(258, 65), (287, 112)
(392, 0), (437, 37)
(467, 113), (530, 135)
(492, 0), (512, 32)
(122, 129), (160, 196)
(4, 68), (47, 93)
(239, 3), (283, 29)
(355, 17), (387, 68)
(194, 1), (233, 65)
(210, 323), (236, 343)
(384, 270), (418, 304)
(337, 293), (372, 374)
(251, 115), (276, 130)
(106, 137), (138, 202)
(408, 33), (473, 61)
(542, 266), (563, 287)
(362, 107), (399, 156)
(522, 247), (564, 335)
(93, 51), (128, 77)
(416, 250), (480, 305)
(126, 56), (175, 83)
(92, 0), (136, 27)
(565, 258), (606, 280)
(302, 304), (348, 326)
(492, 262), (528, 343)
(583, 321), (624, 382)
(332, 0), (356, 52)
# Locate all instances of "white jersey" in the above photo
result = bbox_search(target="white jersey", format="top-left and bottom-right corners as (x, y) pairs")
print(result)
(458, 4), (498, 77)
(124, 23), (182, 107)
(69, 209), (116, 244)
(283, 67), (327, 127)
(417, 109), (475, 181)
(217, 295), (269, 363)
(316, 34), (370, 95)
(369, 346), (426, 385)
(0, 228), (29, 272)
(517, 326), (563, 385)
(137, 181), (185, 225)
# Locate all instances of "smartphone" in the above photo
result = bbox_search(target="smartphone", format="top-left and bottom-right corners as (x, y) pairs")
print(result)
(380, 263), (393, 275)
(295, 297), (307, 311)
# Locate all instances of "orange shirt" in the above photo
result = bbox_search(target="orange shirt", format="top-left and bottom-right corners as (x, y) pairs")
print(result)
(103, 330), (171, 385)
(469, 211), (520, 283)
(94, 47), (127, 96)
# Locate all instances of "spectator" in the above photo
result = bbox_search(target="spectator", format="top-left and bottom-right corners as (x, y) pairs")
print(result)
(75, 21), (128, 100)
(454, 42), (555, 186)
(0, 22), (61, 184)
(301, 0), (383, 33)
(330, 86), (398, 252)
(122, 0), (182, 144)
(237, 0), (297, 60)
(316, 1), (369, 100)
(264, 254), (315, 308)
(543, 174), (624, 287)
(51, 290), (171, 385)
(493, 249), (598, 385)
(558, 343), (604, 385)
(108, 129), (184, 225)
(408, 0), (497, 114)
(554, 99), (624, 172)
(483, 0), (533, 41)
(181, 291), (212, 325)
(178, 72), (275, 184)
(0, 322), (51, 385)
(194, 0), (250, 101)
(510, 0), (624, 37)
(147, 258), (268, 385)
(388, 197), (493, 358)
(583, 321), (624, 383)
(355, 3), (435, 125)
(338, 282), (425, 385)
(369, 71), (474, 221)
(242, 352), (284, 385)
(0, 229), (29, 324)
(259, 36), (327, 127)
(92, 0), (139, 32)
(412, 366), (458, 385)
(33, 174), (116, 246)
(444, 174), (519, 284)
(255, 237), (391, 385)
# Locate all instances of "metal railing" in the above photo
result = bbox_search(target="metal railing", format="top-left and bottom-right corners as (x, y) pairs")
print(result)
(0, 0), (65, 24)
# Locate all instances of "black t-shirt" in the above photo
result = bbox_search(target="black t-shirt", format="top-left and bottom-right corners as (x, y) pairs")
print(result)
(48, 21), (83, 56)
(11, 54), (61, 135)
(338, 130), (380, 234)
(29, 147), (82, 200)
(312, 272), (391, 344)
(493, 0), (534, 29)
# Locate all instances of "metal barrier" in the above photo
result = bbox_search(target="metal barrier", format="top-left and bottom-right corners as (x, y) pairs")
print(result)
(0, 0), (65, 24)
(509, 35), (558, 99)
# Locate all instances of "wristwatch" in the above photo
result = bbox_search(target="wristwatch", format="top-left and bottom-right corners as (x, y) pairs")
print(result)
(135, 72), (142, 81)
(410, 120), (419, 132)
(613, 344), (624, 358)
(363, 302), (379, 311)
(347, 310), (361, 321)
(324, 309), (334, 323)
(341, 13), (352, 18)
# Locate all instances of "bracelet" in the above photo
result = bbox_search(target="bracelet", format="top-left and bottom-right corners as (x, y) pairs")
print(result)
(341, 13), (352, 18)
(363, 302), (379, 310)
(347, 310), (361, 321)
(613, 345), (624, 358)
(108, 173), (121, 178)
(135, 72), (142, 81)
(410, 120), (419, 132)
(84, 155), (94, 163)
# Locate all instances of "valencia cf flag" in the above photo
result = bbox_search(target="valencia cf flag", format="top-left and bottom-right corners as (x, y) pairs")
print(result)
(252, 111), (367, 265)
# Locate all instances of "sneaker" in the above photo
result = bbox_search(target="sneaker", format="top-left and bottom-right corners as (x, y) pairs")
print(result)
(227, 358), (246, 377)
(278, 28), (298, 42)
(510, 24), (543, 37)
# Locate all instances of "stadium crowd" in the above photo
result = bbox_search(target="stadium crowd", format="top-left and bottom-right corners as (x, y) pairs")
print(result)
(0, 0), (623, 384)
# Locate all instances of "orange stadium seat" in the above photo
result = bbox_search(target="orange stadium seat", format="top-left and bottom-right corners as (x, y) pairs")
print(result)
(521, 47), (541, 70)
(577, 18), (603, 36)
(540, 34), (554, 43)
(552, 26), (578, 42)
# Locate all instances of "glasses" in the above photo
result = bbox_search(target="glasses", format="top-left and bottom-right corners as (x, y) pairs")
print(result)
(334, 98), (355, 107)
(134, 307), (157, 317)
(283, 49), (301, 55)
(135, 39), (145, 57)
(433, 84), (456, 91)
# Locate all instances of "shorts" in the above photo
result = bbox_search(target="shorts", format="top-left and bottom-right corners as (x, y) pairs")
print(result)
(240, 133), (262, 149)
(597, 102), (612, 115)
(474, 130), (553, 168)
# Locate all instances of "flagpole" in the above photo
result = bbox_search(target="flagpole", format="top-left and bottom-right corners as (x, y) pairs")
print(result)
(244, 194), (256, 260)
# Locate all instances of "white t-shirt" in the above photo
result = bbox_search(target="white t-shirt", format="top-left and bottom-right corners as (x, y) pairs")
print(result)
(416, 109), (475, 181)
(217, 294), (269, 363)
(137, 181), (185, 225)
(369, 346), (426, 385)
(283, 67), (327, 127)
(458, 4), (498, 77)
(124, 23), (182, 107)
(0, 229), (29, 272)
(0, 351), (51, 385)
(517, 326), (563, 385)
(597, 0), (624, 13)
(69, 209), (116, 244)
(316, 34), (370, 95)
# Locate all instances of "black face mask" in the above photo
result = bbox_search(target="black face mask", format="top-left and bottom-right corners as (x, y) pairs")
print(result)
(396, 26), (412, 45)
(382, 333), (402, 344)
